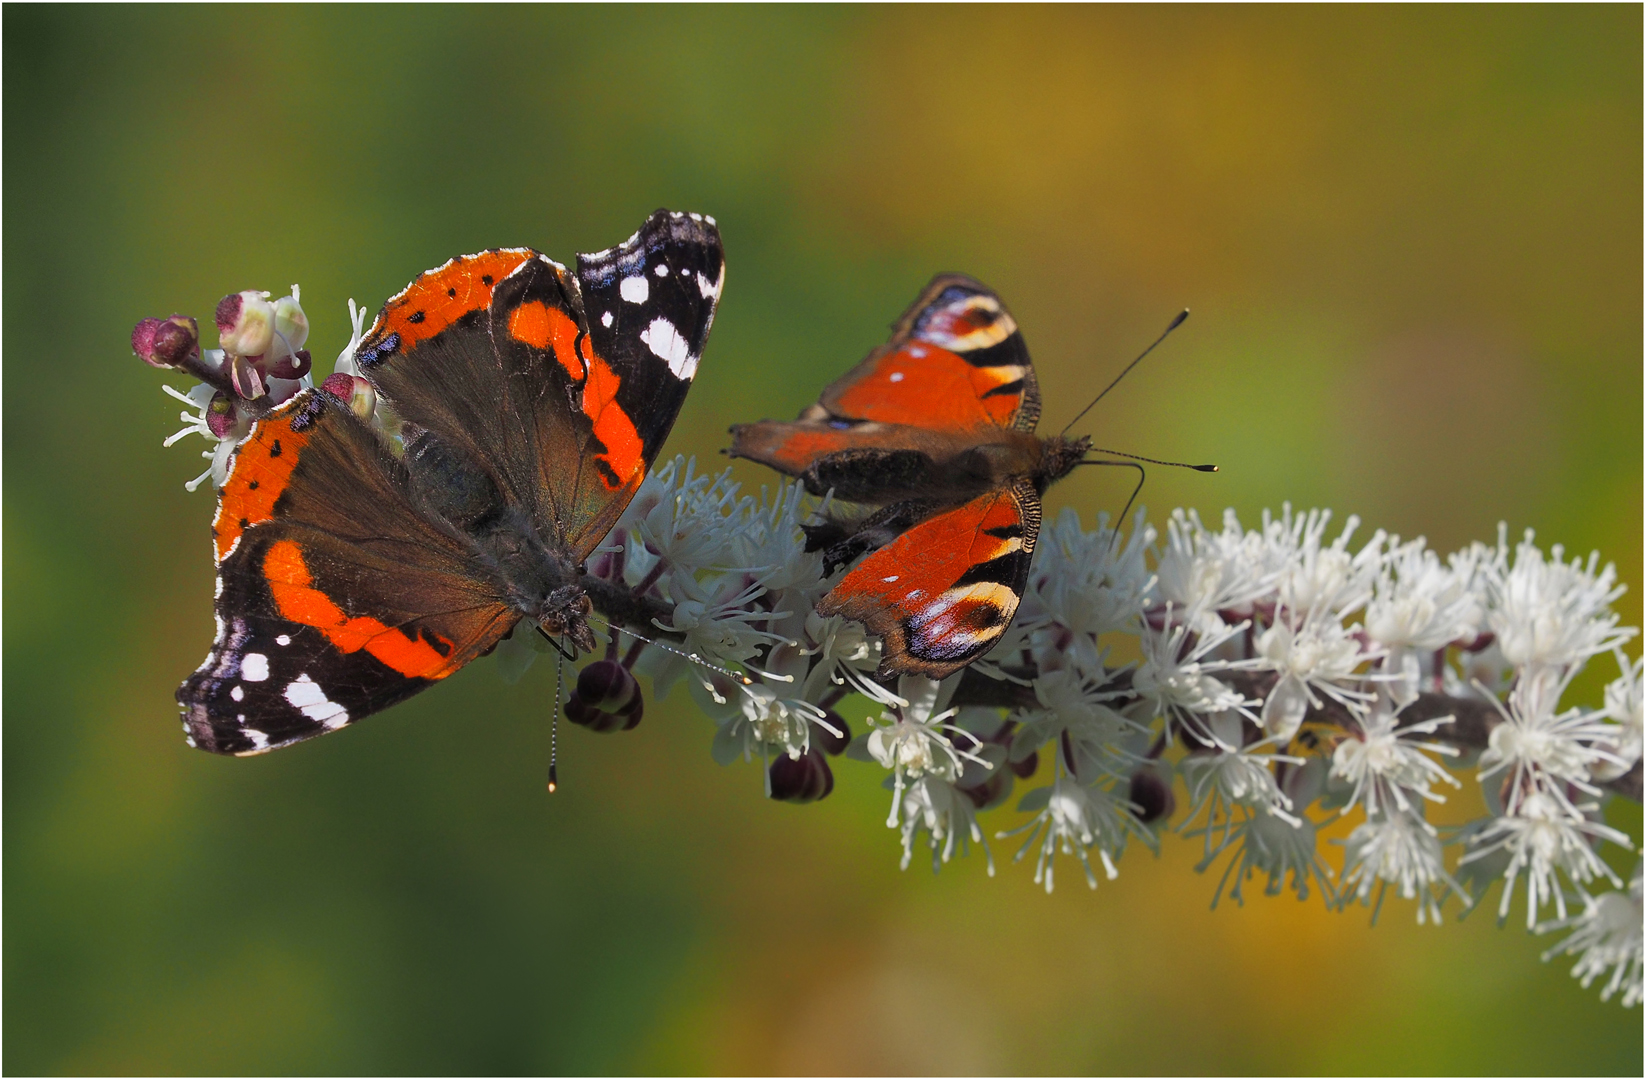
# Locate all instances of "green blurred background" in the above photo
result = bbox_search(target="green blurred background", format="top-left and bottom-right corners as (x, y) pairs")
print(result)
(6, 5), (1641, 1074)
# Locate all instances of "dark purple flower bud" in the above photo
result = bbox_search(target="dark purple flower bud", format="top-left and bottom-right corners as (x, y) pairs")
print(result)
(1128, 767), (1176, 825)
(564, 659), (643, 732)
(131, 314), (200, 368)
(1009, 749), (1039, 779)
(958, 763), (1011, 809)
(216, 290), (275, 356)
(811, 709), (851, 755)
(769, 747), (834, 802)
(267, 348), (311, 380)
(205, 392), (241, 439)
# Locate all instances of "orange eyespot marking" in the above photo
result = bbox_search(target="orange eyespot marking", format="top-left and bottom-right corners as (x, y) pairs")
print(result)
(509, 300), (584, 382)
(213, 416), (311, 563)
(369, 249), (534, 353)
(263, 539), (459, 679)
(580, 348), (643, 490)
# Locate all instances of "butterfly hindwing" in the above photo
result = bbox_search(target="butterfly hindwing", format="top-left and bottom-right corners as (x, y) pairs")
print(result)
(816, 481), (1042, 678)
(179, 390), (518, 755)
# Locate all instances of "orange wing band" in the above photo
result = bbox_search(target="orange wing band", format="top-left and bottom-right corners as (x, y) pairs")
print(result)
(263, 539), (460, 680)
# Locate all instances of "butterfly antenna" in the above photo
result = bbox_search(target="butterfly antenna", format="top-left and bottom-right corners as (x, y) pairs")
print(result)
(1086, 448), (1218, 472)
(1060, 308), (1189, 436)
(586, 615), (753, 687)
(548, 652), (563, 793)
(1077, 459), (1147, 553)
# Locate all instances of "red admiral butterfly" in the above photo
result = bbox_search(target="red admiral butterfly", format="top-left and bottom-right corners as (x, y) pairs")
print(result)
(179, 210), (724, 755)
(729, 275), (1089, 680)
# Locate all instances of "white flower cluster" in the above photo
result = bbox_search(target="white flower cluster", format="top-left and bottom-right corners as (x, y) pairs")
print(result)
(568, 471), (1642, 1008)
(146, 304), (1642, 1010)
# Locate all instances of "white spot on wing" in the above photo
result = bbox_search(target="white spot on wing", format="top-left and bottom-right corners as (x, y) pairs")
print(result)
(695, 270), (721, 299)
(276, 634), (291, 646)
(620, 276), (649, 304)
(654, 263), (669, 277)
(241, 653), (269, 681)
(284, 674), (350, 729)
(888, 371), (904, 382)
(601, 311), (613, 328)
(639, 317), (697, 380)
(230, 686), (244, 702)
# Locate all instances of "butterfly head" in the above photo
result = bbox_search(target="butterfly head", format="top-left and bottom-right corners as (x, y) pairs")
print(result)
(1037, 434), (1093, 492)
(539, 584), (596, 655)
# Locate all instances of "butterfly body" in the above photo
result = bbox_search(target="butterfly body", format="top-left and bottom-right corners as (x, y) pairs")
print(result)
(729, 274), (1086, 679)
(179, 210), (723, 756)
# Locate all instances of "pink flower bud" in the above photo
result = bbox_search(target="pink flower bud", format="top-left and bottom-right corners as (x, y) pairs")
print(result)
(205, 391), (243, 439)
(322, 373), (377, 421)
(769, 747), (834, 802)
(229, 352), (267, 400)
(216, 291), (275, 356)
(272, 293), (309, 351)
(131, 314), (199, 368)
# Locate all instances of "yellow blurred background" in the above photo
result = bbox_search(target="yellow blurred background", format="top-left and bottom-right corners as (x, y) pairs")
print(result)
(5, 6), (1639, 1074)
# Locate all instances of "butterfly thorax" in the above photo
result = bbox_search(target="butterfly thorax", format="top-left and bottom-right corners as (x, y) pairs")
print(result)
(405, 429), (595, 651)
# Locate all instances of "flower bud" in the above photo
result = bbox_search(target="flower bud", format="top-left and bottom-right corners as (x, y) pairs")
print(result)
(811, 709), (851, 755)
(959, 762), (1012, 810)
(216, 291), (275, 356)
(131, 314), (199, 368)
(228, 351), (267, 400)
(322, 373), (376, 421)
(1127, 767), (1176, 824)
(1009, 748), (1039, 779)
(564, 659), (643, 732)
(272, 292), (309, 351)
(769, 747), (834, 802)
(205, 391), (243, 439)
(268, 348), (312, 380)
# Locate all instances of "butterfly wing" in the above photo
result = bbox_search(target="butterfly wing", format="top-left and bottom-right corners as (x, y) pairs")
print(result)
(563, 209), (725, 553)
(816, 480), (1042, 679)
(729, 273), (1038, 480)
(178, 390), (518, 755)
(354, 210), (724, 560)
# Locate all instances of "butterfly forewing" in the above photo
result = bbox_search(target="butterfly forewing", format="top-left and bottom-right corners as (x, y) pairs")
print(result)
(817, 274), (1040, 433)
